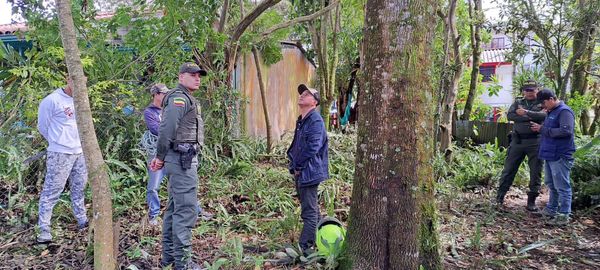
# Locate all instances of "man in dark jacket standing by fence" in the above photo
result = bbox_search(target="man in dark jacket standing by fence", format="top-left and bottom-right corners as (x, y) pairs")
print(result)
(496, 80), (547, 211)
(531, 89), (576, 226)
(287, 84), (329, 255)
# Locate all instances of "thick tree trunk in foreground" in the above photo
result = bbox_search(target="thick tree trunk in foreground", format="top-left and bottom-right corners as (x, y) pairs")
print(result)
(251, 46), (273, 153)
(343, 0), (440, 269)
(56, 0), (116, 268)
(462, 0), (482, 121)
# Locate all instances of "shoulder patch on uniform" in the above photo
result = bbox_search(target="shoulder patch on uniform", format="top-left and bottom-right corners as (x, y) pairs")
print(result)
(173, 97), (186, 107)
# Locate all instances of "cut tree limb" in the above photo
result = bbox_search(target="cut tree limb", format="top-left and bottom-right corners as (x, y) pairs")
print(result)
(258, 0), (340, 40)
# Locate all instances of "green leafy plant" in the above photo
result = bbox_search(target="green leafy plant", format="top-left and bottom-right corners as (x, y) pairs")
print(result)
(572, 136), (600, 207)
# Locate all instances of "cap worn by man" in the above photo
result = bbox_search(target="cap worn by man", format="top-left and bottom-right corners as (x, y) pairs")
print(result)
(522, 80), (539, 91)
(179, 62), (207, 76)
(150, 83), (169, 95)
(298, 84), (321, 105)
(537, 89), (557, 101)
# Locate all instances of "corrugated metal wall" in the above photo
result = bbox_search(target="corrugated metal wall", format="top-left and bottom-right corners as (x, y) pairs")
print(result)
(237, 44), (316, 141)
(453, 120), (514, 147)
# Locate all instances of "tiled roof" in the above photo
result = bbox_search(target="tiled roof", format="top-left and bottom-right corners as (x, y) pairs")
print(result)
(0, 23), (28, 34)
(481, 48), (511, 63)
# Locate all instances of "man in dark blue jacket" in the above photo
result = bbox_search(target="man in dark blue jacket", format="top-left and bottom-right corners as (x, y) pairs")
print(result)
(287, 84), (329, 254)
(530, 89), (576, 226)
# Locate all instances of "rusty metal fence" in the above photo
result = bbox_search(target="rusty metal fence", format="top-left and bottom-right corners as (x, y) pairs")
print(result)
(453, 120), (513, 147)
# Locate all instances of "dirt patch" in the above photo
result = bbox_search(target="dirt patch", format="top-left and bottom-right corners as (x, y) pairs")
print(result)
(440, 187), (600, 270)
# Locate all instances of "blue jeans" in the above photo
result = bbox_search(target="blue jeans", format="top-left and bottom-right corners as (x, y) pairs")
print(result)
(146, 161), (204, 218)
(296, 181), (320, 250)
(147, 165), (167, 218)
(544, 157), (574, 215)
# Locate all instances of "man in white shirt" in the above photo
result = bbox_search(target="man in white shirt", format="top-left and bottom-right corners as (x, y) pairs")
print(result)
(36, 77), (88, 243)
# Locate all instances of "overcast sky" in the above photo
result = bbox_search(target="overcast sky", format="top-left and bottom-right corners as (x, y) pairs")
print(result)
(0, 0), (501, 26)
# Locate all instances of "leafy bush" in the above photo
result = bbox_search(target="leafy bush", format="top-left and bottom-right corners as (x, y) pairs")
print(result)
(572, 136), (600, 207)
(436, 141), (530, 189)
(449, 142), (505, 188)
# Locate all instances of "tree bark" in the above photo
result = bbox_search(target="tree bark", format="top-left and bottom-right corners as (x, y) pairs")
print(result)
(589, 82), (600, 136)
(55, 0), (116, 268)
(461, 0), (482, 121)
(258, 0), (340, 41)
(251, 46), (273, 153)
(572, 0), (597, 134)
(439, 0), (464, 156)
(226, 0), (282, 77)
(306, 0), (340, 131)
(218, 0), (230, 33)
(343, 0), (440, 269)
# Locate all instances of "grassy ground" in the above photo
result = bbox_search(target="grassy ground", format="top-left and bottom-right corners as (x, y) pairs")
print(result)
(0, 133), (598, 269)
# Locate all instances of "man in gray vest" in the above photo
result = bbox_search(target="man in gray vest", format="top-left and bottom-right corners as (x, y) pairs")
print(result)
(496, 80), (547, 211)
(150, 62), (206, 270)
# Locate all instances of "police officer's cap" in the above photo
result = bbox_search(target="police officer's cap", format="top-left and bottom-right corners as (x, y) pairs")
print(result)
(522, 80), (539, 91)
(297, 84), (321, 105)
(179, 62), (207, 76)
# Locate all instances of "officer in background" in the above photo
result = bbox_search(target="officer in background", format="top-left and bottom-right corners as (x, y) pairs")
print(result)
(150, 62), (206, 270)
(496, 80), (547, 211)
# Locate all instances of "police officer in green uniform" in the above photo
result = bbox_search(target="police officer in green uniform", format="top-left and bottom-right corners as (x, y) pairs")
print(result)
(150, 62), (206, 270)
(496, 80), (547, 211)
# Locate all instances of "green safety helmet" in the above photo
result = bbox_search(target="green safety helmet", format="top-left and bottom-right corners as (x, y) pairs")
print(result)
(315, 217), (346, 256)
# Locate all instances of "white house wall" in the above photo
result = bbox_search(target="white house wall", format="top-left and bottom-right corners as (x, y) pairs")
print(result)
(479, 64), (514, 107)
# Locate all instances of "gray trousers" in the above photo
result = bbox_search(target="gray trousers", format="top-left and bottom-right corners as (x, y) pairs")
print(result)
(296, 182), (320, 250)
(497, 139), (543, 200)
(161, 162), (198, 270)
(38, 151), (88, 232)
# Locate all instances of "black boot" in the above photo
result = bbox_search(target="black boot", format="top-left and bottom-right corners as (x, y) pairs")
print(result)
(495, 192), (505, 205)
(495, 193), (506, 211)
(526, 192), (539, 212)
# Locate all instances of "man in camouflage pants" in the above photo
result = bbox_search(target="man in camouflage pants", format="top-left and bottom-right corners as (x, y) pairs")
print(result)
(36, 76), (88, 243)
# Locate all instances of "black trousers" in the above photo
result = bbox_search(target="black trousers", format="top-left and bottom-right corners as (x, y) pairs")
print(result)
(296, 181), (320, 250)
(497, 139), (543, 200)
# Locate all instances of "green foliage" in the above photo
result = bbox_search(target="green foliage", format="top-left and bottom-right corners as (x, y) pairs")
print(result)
(447, 142), (506, 188)
(436, 142), (529, 190)
(469, 222), (482, 251)
(497, 0), (599, 95)
(567, 92), (595, 118)
(511, 65), (552, 97)
(456, 69), (499, 121)
(572, 136), (600, 207)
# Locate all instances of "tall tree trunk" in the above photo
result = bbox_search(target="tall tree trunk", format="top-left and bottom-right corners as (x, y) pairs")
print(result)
(439, 0), (464, 156)
(462, 0), (482, 121)
(307, 0), (340, 131)
(213, 0), (281, 137)
(343, 0), (440, 269)
(572, 0), (597, 134)
(251, 46), (273, 153)
(55, 0), (116, 268)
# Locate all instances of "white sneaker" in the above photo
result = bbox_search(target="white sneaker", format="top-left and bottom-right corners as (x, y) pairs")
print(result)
(37, 230), (52, 243)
